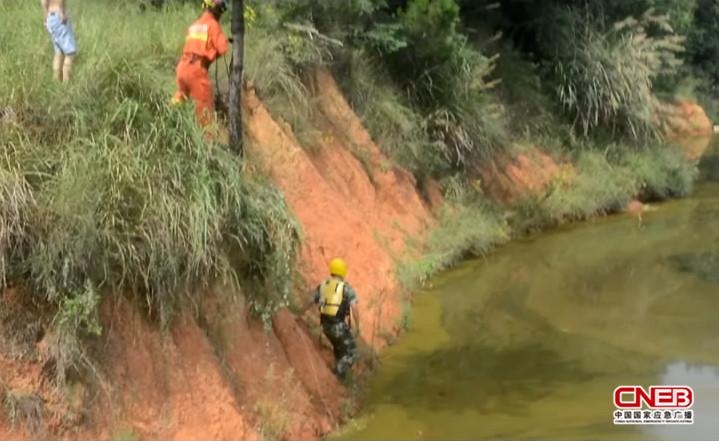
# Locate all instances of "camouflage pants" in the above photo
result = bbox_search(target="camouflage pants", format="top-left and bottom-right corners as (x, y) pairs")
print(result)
(322, 321), (358, 378)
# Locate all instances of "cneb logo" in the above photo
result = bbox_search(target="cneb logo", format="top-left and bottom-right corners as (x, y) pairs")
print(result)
(614, 385), (693, 409)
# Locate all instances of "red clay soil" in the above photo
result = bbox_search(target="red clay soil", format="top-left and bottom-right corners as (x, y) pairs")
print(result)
(1, 294), (342, 440)
(658, 99), (713, 161)
(200, 288), (343, 438)
(92, 296), (256, 440)
(0, 288), (68, 440)
(660, 100), (713, 138)
(243, 69), (435, 348)
(2, 70), (437, 440)
(480, 147), (564, 204)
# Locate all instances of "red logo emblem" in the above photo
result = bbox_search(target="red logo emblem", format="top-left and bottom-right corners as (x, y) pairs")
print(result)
(614, 386), (694, 409)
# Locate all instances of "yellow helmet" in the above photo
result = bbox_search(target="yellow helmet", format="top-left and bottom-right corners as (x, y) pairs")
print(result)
(202, 0), (227, 13)
(329, 258), (348, 279)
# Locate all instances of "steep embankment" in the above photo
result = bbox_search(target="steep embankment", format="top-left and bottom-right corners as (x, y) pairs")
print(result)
(0, 70), (711, 440)
(243, 69), (436, 344)
(0, 71), (436, 440)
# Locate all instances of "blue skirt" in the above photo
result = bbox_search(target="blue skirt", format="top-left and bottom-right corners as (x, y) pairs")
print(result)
(46, 12), (77, 55)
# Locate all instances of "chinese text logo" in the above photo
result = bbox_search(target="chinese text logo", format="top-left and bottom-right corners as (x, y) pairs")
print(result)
(613, 385), (694, 425)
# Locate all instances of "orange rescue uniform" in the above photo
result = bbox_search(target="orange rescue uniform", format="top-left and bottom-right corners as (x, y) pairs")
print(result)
(173, 11), (229, 127)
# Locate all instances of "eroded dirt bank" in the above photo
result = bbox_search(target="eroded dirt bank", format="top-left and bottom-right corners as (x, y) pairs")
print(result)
(0, 70), (437, 440)
(0, 74), (711, 440)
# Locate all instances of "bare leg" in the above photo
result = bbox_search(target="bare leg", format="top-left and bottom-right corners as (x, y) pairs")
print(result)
(53, 53), (64, 81)
(62, 55), (74, 83)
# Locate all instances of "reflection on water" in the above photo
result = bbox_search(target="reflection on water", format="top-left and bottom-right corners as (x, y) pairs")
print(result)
(338, 145), (719, 441)
(700, 153), (719, 182)
(669, 252), (719, 283)
(644, 363), (719, 441)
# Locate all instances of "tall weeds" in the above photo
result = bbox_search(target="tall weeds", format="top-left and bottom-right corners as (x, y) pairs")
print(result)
(1, 0), (300, 385)
(337, 51), (442, 177)
(553, 8), (685, 140)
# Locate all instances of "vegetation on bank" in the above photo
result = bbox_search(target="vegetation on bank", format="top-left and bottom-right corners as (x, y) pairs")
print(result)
(398, 142), (696, 292)
(316, 0), (701, 288)
(1, 1), (300, 387)
(0, 0), (709, 400)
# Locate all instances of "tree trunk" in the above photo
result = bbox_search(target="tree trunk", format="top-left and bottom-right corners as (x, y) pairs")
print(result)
(228, 0), (245, 155)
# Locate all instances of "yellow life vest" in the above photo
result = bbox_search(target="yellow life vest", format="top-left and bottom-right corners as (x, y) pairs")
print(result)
(319, 278), (345, 317)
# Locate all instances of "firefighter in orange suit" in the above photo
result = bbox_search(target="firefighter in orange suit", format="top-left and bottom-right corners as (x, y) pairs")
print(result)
(172, 0), (229, 128)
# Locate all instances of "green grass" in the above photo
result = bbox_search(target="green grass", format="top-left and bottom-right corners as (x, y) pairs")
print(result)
(252, 367), (299, 440)
(1, 0), (300, 386)
(398, 299), (412, 332)
(113, 427), (138, 441)
(337, 50), (441, 178)
(619, 145), (697, 199)
(337, 46), (510, 180)
(241, 5), (339, 147)
(510, 143), (697, 231)
(398, 202), (510, 290)
(543, 150), (637, 219)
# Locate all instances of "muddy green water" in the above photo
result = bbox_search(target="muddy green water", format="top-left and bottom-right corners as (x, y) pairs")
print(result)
(338, 144), (719, 440)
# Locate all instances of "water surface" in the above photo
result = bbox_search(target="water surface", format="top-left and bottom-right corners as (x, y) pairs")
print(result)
(338, 143), (719, 440)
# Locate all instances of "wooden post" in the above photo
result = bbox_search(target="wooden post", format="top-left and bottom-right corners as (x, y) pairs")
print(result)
(228, 0), (245, 155)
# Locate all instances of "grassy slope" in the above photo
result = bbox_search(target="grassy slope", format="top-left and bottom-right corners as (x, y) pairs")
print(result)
(1, 0), (300, 387)
(0, 0), (701, 403)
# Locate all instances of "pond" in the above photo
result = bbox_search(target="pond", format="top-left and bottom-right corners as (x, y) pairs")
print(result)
(337, 141), (719, 440)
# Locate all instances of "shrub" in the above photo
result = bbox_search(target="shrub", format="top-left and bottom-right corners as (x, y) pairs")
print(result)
(494, 45), (563, 137)
(374, 0), (510, 168)
(552, 8), (685, 140)
(592, 0), (699, 36)
(688, 0), (719, 84)
(390, 0), (499, 108)
(619, 145), (697, 199)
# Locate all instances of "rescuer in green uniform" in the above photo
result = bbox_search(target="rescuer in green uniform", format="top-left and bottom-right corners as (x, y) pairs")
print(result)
(302, 258), (361, 379)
